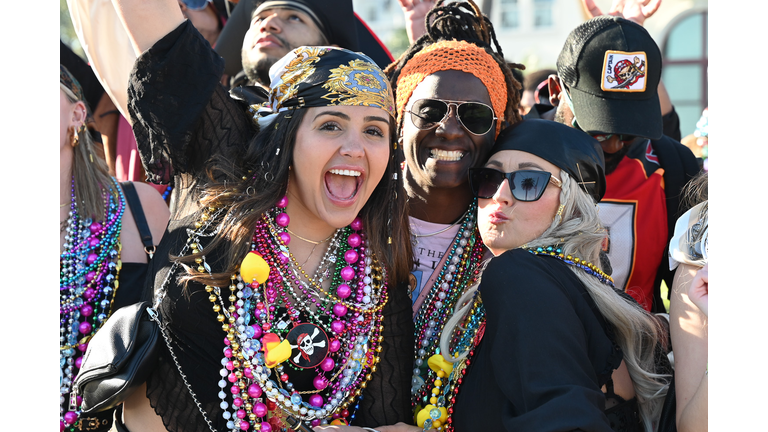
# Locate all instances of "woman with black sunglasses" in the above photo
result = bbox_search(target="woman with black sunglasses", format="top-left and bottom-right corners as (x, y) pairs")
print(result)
(383, 1), (523, 426)
(436, 120), (671, 431)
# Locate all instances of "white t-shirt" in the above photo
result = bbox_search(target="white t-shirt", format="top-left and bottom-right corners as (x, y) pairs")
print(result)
(408, 216), (461, 305)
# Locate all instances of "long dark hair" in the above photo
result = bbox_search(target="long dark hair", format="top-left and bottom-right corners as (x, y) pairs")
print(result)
(179, 109), (413, 287)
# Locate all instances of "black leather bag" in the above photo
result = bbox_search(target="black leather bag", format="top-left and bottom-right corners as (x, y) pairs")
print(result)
(72, 182), (160, 414)
(72, 302), (159, 413)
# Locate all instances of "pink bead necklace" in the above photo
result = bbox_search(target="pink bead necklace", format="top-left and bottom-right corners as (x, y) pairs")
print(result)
(192, 196), (388, 430)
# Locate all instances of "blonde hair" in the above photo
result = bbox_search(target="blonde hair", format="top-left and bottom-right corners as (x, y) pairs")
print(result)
(441, 171), (669, 431)
(62, 86), (114, 222)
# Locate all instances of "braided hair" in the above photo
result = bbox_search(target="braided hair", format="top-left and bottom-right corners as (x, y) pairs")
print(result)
(385, 0), (524, 132)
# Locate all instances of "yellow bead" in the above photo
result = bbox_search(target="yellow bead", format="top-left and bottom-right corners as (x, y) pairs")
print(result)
(430, 397), (437, 405)
(433, 420), (442, 428)
(222, 323), (230, 331)
(209, 295), (217, 303)
(217, 314), (225, 322)
(212, 304), (221, 312)
(431, 387), (440, 395)
(205, 285), (214, 292)
(434, 379), (443, 387)
(195, 258), (203, 264)
(198, 266), (206, 273)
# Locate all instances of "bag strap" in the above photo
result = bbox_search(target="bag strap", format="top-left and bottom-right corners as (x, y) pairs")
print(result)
(120, 182), (157, 259)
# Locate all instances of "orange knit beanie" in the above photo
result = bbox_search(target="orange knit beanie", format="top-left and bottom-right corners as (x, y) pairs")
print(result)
(396, 40), (508, 137)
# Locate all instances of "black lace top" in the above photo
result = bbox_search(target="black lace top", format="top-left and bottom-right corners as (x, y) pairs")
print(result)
(452, 249), (642, 432)
(127, 20), (414, 431)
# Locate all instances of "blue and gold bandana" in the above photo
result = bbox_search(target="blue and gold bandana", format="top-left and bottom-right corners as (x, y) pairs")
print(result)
(262, 46), (395, 118)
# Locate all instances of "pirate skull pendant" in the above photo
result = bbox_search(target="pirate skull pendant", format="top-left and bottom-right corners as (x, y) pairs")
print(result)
(286, 323), (330, 369)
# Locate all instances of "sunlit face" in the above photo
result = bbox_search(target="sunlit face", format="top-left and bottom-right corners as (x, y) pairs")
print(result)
(242, 7), (327, 84)
(401, 70), (496, 193)
(287, 105), (391, 231)
(478, 150), (562, 256)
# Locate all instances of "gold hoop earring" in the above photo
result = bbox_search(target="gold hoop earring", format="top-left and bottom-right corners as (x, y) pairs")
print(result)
(71, 128), (79, 147)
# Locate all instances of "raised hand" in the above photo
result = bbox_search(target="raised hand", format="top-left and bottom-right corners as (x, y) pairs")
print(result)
(582, 0), (661, 26)
(398, 0), (438, 43)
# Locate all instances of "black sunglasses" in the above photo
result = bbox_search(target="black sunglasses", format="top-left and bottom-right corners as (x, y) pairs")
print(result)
(408, 98), (496, 136)
(468, 168), (562, 201)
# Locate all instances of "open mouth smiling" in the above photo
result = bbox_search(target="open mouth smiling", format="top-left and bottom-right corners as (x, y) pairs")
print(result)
(325, 168), (363, 201)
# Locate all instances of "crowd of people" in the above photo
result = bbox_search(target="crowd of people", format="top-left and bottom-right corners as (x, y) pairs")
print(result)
(60, 0), (708, 431)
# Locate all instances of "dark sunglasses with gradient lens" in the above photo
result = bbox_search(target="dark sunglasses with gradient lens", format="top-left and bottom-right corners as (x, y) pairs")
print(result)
(409, 98), (496, 136)
(468, 168), (562, 201)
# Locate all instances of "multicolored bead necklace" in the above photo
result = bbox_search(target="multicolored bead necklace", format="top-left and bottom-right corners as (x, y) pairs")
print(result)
(524, 245), (615, 287)
(417, 291), (485, 431)
(411, 201), (486, 411)
(60, 177), (125, 431)
(192, 197), (388, 431)
(415, 244), (614, 430)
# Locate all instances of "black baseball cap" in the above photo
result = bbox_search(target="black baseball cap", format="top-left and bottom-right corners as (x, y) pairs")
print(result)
(215, 0), (393, 76)
(556, 16), (662, 140)
(492, 119), (607, 203)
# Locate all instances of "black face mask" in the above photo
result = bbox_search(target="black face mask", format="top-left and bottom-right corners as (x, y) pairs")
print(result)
(602, 141), (633, 175)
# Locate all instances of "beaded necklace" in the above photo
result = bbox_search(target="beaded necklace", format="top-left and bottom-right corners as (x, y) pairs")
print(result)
(193, 198), (388, 431)
(417, 292), (485, 431)
(59, 177), (125, 431)
(411, 200), (486, 409)
(416, 244), (615, 431)
(524, 245), (614, 287)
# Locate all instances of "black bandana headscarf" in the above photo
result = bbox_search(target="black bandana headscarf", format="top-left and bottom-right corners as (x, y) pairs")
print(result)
(257, 46), (395, 118)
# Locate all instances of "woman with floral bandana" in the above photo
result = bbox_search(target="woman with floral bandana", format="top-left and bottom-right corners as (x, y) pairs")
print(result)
(92, 1), (416, 431)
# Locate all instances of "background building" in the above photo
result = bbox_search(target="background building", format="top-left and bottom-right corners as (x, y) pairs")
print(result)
(354, 0), (708, 137)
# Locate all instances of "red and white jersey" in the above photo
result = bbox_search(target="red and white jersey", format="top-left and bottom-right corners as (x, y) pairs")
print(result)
(599, 141), (667, 311)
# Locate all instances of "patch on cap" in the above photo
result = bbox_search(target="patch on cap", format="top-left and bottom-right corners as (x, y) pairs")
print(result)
(601, 51), (648, 92)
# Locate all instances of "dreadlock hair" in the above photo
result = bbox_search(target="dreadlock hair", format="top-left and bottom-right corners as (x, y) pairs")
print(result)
(385, 0), (524, 133)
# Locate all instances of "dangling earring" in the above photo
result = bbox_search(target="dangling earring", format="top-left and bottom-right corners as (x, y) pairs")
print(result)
(395, 137), (403, 150)
(71, 126), (80, 147)
(72, 124), (85, 147)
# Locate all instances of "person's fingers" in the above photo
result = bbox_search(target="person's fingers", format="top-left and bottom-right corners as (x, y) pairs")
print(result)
(607, 0), (624, 14)
(582, 0), (604, 18)
(641, 0), (662, 18)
